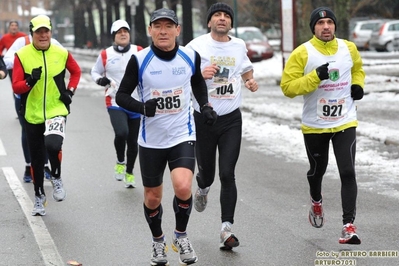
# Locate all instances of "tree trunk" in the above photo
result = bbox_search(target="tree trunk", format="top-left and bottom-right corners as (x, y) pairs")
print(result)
(86, 2), (98, 48)
(93, 0), (106, 48)
(134, 0), (148, 47)
(182, 0), (193, 45)
(106, 0), (113, 43)
(155, 0), (163, 9)
(74, 3), (87, 48)
(332, 0), (350, 40)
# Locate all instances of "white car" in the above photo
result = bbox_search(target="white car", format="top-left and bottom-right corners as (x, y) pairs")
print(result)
(349, 19), (385, 50)
(369, 19), (399, 52)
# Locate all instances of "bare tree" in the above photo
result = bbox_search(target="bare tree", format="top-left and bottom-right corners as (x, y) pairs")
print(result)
(170, 0), (178, 12)
(155, 0), (163, 9)
(93, 0), (107, 47)
(182, 0), (193, 45)
(68, 0), (87, 48)
(105, 0), (114, 42)
(134, 0), (149, 47)
(86, 0), (98, 48)
(54, 0), (399, 49)
(124, 0), (132, 28)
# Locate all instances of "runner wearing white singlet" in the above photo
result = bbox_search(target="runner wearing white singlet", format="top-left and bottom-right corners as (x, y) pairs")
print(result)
(280, 7), (365, 245)
(186, 2), (259, 251)
(116, 8), (217, 265)
(91, 19), (142, 187)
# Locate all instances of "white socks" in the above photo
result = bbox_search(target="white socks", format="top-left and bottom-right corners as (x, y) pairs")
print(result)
(222, 221), (232, 231)
(199, 186), (210, 195)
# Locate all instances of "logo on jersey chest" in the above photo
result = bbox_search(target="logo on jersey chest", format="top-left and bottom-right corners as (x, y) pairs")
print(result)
(329, 68), (339, 81)
(172, 67), (186, 75)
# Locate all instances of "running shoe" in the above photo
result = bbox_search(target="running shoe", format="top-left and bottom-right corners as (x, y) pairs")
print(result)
(23, 166), (32, 183)
(220, 224), (240, 250)
(172, 233), (198, 265)
(309, 198), (324, 228)
(124, 173), (136, 188)
(51, 177), (66, 201)
(194, 187), (209, 212)
(151, 239), (169, 266)
(32, 194), (47, 216)
(339, 223), (361, 244)
(44, 166), (52, 180)
(114, 163), (125, 181)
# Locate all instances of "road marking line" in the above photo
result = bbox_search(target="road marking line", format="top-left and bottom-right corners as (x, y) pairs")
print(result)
(2, 167), (64, 266)
(0, 139), (6, 155)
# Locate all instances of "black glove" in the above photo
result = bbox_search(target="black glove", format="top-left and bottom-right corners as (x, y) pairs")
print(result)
(31, 66), (42, 80)
(201, 105), (218, 126)
(96, 77), (111, 87)
(59, 90), (74, 105)
(351, 85), (364, 100)
(316, 63), (329, 80)
(26, 66), (42, 87)
(142, 98), (158, 117)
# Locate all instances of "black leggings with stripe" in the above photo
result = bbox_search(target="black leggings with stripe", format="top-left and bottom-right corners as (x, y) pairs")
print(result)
(25, 121), (64, 197)
(304, 127), (357, 225)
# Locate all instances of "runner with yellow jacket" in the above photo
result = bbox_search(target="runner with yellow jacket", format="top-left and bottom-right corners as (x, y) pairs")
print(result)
(12, 15), (81, 216)
(280, 7), (365, 245)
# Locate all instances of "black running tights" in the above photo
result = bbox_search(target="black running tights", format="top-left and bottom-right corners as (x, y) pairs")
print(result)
(25, 121), (64, 196)
(304, 127), (357, 225)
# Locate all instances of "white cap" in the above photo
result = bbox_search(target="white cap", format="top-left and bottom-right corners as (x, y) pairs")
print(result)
(110, 20), (130, 34)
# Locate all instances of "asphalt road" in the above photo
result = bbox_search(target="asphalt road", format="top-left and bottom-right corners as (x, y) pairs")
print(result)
(0, 57), (398, 265)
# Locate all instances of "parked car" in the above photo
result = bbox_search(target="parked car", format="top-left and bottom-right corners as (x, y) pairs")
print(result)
(230, 26), (274, 62)
(264, 23), (281, 51)
(369, 20), (399, 52)
(265, 23), (281, 40)
(349, 19), (385, 50)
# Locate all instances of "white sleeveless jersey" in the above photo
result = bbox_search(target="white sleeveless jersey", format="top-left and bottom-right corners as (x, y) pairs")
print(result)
(135, 46), (196, 148)
(186, 33), (253, 116)
(91, 44), (140, 108)
(303, 39), (356, 128)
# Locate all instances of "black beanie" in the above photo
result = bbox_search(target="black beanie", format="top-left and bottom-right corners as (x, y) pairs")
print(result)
(309, 7), (337, 34)
(207, 2), (234, 27)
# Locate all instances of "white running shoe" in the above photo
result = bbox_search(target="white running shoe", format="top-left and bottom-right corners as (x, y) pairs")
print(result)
(339, 223), (361, 244)
(32, 194), (47, 216)
(172, 233), (198, 265)
(51, 178), (66, 201)
(193, 187), (209, 212)
(309, 198), (324, 228)
(150, 239), (169, 266)
(220, 223), (240, 250)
